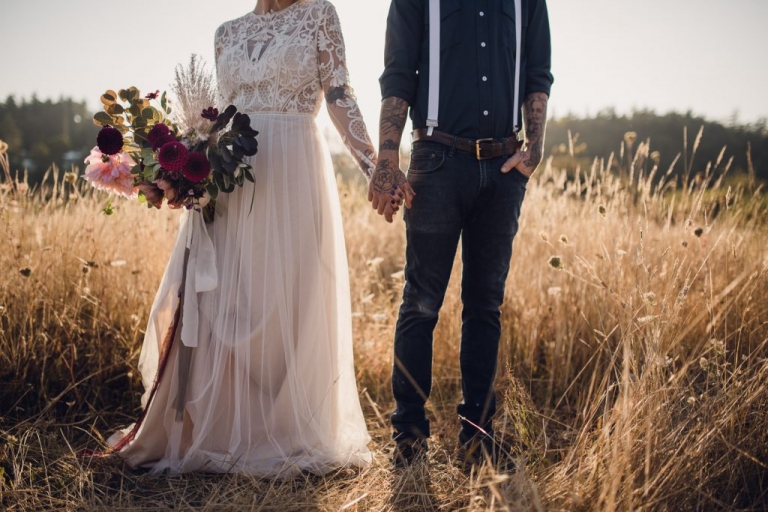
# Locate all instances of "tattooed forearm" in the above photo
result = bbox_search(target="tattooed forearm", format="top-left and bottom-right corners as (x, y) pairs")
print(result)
(380, 139), (400, 151)
(522, 92), (548, 170)
(379, 96), (409, 145)
(370, 96), (410, 193)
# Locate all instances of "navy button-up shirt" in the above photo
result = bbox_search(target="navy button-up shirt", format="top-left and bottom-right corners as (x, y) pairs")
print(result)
(380, 0), (554, 140)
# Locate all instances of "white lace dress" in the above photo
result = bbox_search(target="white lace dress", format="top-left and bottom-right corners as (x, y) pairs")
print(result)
(108, 0), (375, 476)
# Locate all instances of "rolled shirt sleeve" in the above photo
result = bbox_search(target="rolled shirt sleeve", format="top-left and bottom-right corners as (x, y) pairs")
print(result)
(525, 0), (554, 97)
(380, 0), (424, 104)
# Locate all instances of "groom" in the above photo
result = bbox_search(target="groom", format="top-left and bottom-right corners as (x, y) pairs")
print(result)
(369, 0), (553, 467)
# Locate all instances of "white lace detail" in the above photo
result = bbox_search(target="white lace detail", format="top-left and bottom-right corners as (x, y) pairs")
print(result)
(215, 0), (375, 177)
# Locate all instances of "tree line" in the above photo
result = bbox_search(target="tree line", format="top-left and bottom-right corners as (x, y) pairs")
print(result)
(0, 97), (766, 185)
(546, 109), (768, 182)
(0, 96), (96, 181)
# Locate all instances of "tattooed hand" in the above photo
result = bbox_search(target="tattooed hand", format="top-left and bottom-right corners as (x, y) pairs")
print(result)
(501, 92), (549, 177)
(368, 158), (413, 223)
(369, 96), (416, 223)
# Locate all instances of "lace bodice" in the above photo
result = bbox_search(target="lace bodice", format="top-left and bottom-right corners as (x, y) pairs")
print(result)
(215, 0), (375, 177)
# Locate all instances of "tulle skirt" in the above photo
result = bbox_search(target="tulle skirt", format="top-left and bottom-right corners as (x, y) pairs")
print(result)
(108, 113), (372, 476)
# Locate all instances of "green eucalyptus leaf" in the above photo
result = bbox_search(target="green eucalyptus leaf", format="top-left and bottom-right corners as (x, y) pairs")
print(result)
(232, 142), (244, 161)
(93, 112), (113, 127)
(206, 182), (219, 200)
(219, 142), (233, 163)
(105, 103), (124, 115)
(101, 90), (117, 105)
(126, 87), (140, 102)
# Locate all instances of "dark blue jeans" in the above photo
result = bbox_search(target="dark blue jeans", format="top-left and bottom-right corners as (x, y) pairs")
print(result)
(391, 140), (528, 445)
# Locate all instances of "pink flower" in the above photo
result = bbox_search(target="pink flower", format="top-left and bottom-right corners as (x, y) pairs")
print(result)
(84, 147), (137, 198)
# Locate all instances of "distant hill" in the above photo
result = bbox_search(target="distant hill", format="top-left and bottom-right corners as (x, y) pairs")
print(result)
(546, 110), (768, 181)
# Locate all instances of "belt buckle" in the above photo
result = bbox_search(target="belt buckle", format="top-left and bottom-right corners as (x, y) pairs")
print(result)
(475, 138), (494, 160)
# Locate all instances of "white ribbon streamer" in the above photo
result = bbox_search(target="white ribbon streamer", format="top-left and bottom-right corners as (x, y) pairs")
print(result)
(179, 209), (218, 347)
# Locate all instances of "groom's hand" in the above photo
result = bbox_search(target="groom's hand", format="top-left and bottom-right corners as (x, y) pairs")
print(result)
(501, 144), (543, 178)
(368, 155), (415, 223)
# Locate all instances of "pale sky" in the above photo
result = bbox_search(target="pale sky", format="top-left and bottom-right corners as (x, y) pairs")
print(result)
(1, 0), (767, 144)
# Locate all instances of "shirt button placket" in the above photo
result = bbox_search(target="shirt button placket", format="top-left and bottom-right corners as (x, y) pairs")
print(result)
(478, 0), (491, 131)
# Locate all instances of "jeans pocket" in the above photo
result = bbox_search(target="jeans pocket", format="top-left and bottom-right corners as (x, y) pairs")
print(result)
(512, 168), (530, 185)
(408, 146), (446, 175)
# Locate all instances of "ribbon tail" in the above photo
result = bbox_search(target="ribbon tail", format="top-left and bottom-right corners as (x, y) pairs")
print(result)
(174, 210), (218, 422)
(173, 242), (193, 422)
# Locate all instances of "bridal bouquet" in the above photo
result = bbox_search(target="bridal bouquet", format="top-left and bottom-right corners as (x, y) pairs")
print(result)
(85, 58), (258, 219)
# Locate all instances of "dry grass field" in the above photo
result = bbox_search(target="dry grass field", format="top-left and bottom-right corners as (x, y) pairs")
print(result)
(1, 135), (767, 511)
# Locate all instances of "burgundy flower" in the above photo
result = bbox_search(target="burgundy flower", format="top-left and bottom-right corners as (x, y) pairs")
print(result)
(146, 90), (160, 100)
(201, 107), (219, 121)
(158, 141), (189, 172)
(183, 152), (211, 183)
(96, 126), (124, 156)
(147, 123), (174, 151)
(138, 182), (164, 209)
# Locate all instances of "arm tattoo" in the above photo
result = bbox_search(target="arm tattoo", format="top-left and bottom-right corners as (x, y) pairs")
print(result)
(372, 158), (407, 193)
(522, 92), (548, 170)
(379, 139), (400, 151)
(325, 86), (349, 104)
(379, 97), (409, 141)
(371, 97), (410, 193)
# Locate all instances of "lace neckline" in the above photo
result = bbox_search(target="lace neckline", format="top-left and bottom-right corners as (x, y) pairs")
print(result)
(249, 0), (308, 18)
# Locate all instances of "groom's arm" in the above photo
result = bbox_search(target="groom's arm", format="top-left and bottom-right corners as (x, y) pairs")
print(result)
(501, 0), (554, 176)
(369, 0), (423, 222)
(369, 97), (412, 221)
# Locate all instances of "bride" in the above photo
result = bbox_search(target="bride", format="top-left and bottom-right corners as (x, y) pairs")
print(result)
(107, 0), (376, 476)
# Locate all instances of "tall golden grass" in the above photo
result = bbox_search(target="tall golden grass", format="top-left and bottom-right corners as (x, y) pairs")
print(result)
(1, 134), (767, 510)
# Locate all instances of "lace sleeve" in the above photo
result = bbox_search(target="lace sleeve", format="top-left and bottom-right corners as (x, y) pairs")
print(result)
(214, 23), (236, 106)
(317, 2), (376, 179)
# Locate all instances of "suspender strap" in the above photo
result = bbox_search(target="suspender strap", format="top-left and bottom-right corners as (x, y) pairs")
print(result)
(513, 0), (523, 134)
(427, 0), (440, 136)
(427, 0), (524, 137)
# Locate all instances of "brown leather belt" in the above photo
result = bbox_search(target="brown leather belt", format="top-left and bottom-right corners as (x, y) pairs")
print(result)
(412, 128), (522, 160)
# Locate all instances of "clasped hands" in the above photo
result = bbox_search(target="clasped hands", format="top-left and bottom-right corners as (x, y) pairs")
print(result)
(367, 146), (539, 222)
(367, 155), (415, 223)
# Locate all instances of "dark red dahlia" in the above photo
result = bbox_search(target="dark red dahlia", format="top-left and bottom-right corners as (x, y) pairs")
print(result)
(201, 107), (219, 121)
(96, 126), (124, 155)
(146, 90), (160, 100)
(158, 141), (189, 172)
(183, 152), (211, 183)
(147, 123), (174, 151)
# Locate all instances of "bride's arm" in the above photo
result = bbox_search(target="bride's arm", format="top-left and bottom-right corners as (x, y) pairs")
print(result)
(317, 2), (377, 180)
